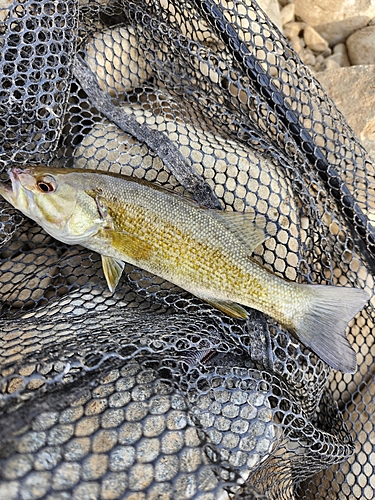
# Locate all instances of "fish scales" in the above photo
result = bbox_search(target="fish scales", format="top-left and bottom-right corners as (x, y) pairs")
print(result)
(83, 172), (289, 321)
(0, 166), (369, 373)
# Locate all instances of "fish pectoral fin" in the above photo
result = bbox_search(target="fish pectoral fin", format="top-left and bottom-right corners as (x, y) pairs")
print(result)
(101, 255), (125, 292)
(202, 297), (249, 319)
(101, 227), (152, 291)
(209, 209), (273, 255)
(103, 229), (153, 261)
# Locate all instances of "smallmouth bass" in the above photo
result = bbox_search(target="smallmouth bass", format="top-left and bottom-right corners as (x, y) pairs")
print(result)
(0, 166), (369, 373)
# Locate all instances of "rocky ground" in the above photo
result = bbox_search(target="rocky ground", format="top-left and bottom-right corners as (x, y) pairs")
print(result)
(260, 0), (375, 159)
(2, 0), (373, 158)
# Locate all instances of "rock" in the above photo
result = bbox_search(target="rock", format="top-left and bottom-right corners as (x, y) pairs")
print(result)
(300, 51), (316, 67)
(294, 0), (374, 46)
(346, 26), (375, 65)
(326, 43), (351, 68)
(323, 54), (343, 69)
(284, 26), (323, 68)
(317, 65), (375, 159)
(257, 0), (282, 30)
(315, 16), (370, 47)
(333, 43), (348, 56)
(160, 0), (225, 48)
(0, 0), (12, 22)
(303, 25), (329, 52)
(289, 36), (304, 56)
(283, 21), (306, 40)
(313, 54), (325, 72)
(321, 47), (332, 58)
(85, 26), (154, 96)
(281, 3), (295, 26)
(294, 0), (375, 26)
(323, 59), (340, 71)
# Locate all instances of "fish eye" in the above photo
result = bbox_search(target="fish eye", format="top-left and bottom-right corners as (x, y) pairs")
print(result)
(36, 176), (56, 193)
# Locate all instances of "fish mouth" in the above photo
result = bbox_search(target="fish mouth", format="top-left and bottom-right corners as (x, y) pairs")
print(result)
(0, 178), (13, 195)
(0, 167), (30, 206)
(0, 169), (17, 203)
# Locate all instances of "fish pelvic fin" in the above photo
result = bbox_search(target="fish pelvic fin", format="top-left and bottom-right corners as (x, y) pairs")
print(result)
(292, 285), (370, 373)
(101, 255), (125, 292)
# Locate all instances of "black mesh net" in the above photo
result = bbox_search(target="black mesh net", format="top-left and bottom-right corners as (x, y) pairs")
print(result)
(0, 1), (374, 499)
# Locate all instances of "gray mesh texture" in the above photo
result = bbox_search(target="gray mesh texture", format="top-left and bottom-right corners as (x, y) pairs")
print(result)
(0, 1), (374, 499)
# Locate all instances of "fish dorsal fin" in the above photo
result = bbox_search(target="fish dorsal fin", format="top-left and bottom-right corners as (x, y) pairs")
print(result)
(101, 255), (125, 292)
(210, 209), (270, 255)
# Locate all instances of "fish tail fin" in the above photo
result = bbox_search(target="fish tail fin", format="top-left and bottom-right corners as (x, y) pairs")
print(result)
(293, 285), (370, 373)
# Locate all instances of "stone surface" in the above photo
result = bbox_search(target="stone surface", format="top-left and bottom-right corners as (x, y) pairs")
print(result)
(317, 65), (375, 159)
(323, 59), (340, 71)
(0, 0), (12, 22)
(283, 21), (306, 39)
(289, 35), (304, 55)
(258, 0), (282, 30)
(294, 0), (375, 46)
(85, 27), (154, 96)
(281, 3), (295, 26)
(303, 25), (329, 52)
(322, 42), (351, 69)
(315, 16), (370, 47)
(346, 26), (375, 65)
(294, 0), (375, 26)
(301, 51), (316, 66)
(331, 43), (351, 67)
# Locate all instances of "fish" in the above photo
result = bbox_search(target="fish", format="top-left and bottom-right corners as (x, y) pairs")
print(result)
(0, 166), (370, 373)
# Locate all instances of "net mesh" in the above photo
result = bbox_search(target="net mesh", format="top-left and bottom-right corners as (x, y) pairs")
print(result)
(0, 1), (374, 499)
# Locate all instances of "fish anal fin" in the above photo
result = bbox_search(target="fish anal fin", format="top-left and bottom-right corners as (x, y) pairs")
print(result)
(203, 297), (249, 319)
(210, 209), (271, 255)
(101, 255), (125, 292)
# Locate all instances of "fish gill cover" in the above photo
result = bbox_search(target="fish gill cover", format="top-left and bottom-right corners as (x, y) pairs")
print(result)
(0, 1), (374, 499)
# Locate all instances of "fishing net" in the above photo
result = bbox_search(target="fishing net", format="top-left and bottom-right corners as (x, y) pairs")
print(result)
(0, 0), (374, 498)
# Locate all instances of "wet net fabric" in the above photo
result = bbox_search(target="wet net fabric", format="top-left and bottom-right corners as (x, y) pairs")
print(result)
(0, 1), (374, 499)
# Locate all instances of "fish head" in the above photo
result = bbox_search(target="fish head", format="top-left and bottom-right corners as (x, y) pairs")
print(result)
(0, 166), (99, 242)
